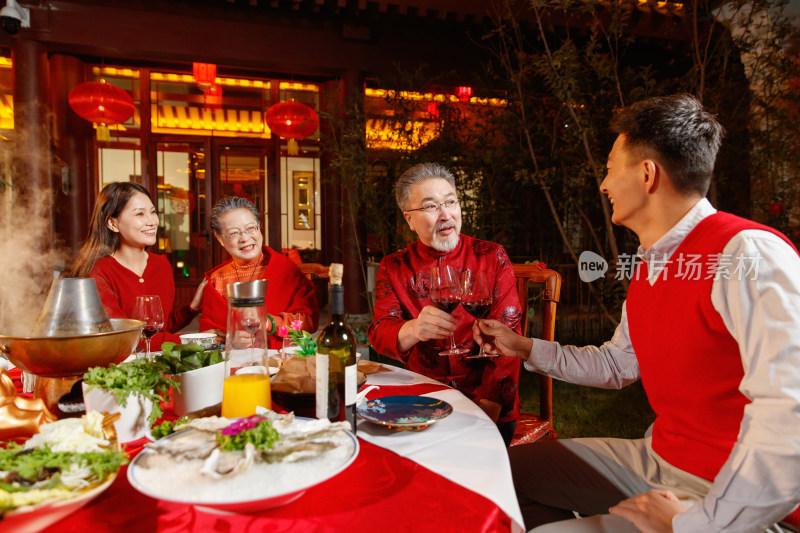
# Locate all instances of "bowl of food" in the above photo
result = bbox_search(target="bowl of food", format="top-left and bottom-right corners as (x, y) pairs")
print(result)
(153, 342), (225, 416)
(0, 413), (128, 533)
(270, 356), (366, 418)
(178, 333), (217, 351)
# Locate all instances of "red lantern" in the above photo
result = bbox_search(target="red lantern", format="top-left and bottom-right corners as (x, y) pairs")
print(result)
(68, 80), (136, 125)
(768, 201), (787, 215)
(265, 99), (319, 155)
(193, 62), (217, 90)
(456, 86), (473, 102)
(203, 84), (222, 110)
(427, 101), (440, 120)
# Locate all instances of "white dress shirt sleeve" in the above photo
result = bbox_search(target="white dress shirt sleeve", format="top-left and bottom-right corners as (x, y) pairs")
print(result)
(674, 230), (800, 532)
(524, 302), (641, 389)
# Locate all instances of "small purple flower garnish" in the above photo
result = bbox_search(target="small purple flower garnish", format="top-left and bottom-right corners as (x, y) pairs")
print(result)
(221, 415), (267, 436)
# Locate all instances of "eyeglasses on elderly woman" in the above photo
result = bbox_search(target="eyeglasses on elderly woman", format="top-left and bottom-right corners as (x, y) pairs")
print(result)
(221, 224), (261, 241)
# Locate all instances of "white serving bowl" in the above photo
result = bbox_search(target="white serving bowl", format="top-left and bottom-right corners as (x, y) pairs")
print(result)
(171, 362), (225, 416)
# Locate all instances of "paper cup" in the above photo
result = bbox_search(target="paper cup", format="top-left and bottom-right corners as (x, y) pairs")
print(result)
(179, 333), (217, 350)
(172, 361), (225, 416)
(82, 384), (153, 443)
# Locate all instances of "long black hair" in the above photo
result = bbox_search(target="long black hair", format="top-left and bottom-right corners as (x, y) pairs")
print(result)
(70, 182), (154, 277)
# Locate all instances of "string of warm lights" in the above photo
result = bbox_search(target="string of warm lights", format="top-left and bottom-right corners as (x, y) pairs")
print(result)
(0, 61), (503, 148)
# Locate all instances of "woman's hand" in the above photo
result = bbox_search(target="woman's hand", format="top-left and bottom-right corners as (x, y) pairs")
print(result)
(189, 278), (208, 313)
(230, 329), (255, 350)
(202, 328), (225, 345)
(472, 319), (532, 359)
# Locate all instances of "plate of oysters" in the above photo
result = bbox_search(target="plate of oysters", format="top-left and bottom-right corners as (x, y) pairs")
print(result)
(127, 411), (358, 513)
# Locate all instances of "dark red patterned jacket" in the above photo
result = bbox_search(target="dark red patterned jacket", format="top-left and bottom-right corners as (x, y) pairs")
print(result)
(368, 235), (522, 423)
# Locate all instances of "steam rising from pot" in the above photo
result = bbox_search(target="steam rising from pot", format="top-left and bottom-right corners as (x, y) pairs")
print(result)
(0, 104), (65, 337)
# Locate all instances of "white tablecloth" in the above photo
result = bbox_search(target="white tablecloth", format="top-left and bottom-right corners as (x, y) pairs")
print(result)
(361, 365), (525, 533)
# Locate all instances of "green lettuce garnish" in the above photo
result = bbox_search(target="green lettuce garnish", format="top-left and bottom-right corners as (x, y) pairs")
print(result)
(216, 416), (279, 452)
(154, 342), (224, 374)
(83, 357), (178, 426)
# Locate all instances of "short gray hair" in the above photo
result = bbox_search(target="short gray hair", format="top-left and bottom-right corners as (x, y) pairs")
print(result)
(209, 196), (261, 235)
(395, 163), (457, 210)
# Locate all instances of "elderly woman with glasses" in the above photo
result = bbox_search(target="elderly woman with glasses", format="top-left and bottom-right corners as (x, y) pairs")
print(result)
(199, 196), (319, 348)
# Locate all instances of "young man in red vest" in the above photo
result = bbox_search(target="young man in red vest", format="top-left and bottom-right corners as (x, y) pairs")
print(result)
(475, 94), (800, 532)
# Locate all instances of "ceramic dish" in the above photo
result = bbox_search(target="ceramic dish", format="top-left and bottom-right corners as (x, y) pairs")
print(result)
(0, 473), (117, 533)
(127, 424), (358, 513)
(178, 333), (217, 350)
(356, 395), (453, 431)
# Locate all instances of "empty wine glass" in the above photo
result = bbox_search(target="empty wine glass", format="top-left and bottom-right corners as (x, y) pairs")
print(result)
(280, 335), (298, 367)
(132, 295), (164, 360)
(430, 265), (470, 356)
(461, 270), (496, 358)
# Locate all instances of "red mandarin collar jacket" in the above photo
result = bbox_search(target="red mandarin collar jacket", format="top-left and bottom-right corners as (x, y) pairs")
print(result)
(368, 235), (522, 423)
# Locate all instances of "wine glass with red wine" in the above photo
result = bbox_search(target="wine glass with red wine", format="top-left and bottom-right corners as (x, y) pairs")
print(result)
(461, 270), (495, 358)
(132, 295), (164, 361)
(430, 265), (470, 356)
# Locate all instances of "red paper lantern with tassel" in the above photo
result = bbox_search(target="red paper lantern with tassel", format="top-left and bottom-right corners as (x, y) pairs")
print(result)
(68, 80), (136, 140)
(456, 86), (473, 102)
(68, 80), (135, 125)
(265, 99), (319, 155)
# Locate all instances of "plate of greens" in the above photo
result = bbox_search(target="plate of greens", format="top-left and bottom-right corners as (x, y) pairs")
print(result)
(0, 415), (128, 533)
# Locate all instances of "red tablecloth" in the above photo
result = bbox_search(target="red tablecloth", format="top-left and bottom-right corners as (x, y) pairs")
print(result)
(7, 370), (515, 532)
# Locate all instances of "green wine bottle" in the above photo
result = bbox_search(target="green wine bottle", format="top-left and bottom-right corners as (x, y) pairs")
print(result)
(316, 280), (358, 433)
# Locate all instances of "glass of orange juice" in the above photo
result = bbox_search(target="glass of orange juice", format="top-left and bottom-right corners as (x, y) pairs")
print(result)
(221, 366), (271, 418)
(222, 280), (271, 417)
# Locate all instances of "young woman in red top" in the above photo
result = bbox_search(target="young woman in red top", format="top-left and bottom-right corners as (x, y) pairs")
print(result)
(71, 182), (205, 349)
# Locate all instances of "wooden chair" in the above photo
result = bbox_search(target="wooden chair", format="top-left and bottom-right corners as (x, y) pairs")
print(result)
(298, 263), (330, 308)
(298, 263), (330, 280)
(510, 264), (562, 446)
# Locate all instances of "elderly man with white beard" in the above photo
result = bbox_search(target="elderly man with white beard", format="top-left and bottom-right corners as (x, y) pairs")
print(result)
(367, 162), (523, 446)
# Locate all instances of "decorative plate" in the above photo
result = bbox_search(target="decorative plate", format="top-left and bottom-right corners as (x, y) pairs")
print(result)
(357, 395), (453, 431)
(0, 473), (117, 533)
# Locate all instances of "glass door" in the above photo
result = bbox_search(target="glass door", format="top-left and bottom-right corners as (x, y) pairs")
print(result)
(154, 140), (211, 284)
(214, 143), (270, 266)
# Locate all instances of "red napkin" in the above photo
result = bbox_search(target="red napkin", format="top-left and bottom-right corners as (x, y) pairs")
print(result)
(363, 382), (450, 400)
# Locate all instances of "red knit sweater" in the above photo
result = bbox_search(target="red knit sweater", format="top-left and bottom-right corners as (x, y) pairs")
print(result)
(90, 253), (196, 350)
(627, 212), (796, 480)
(199, 246), (318, 350)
